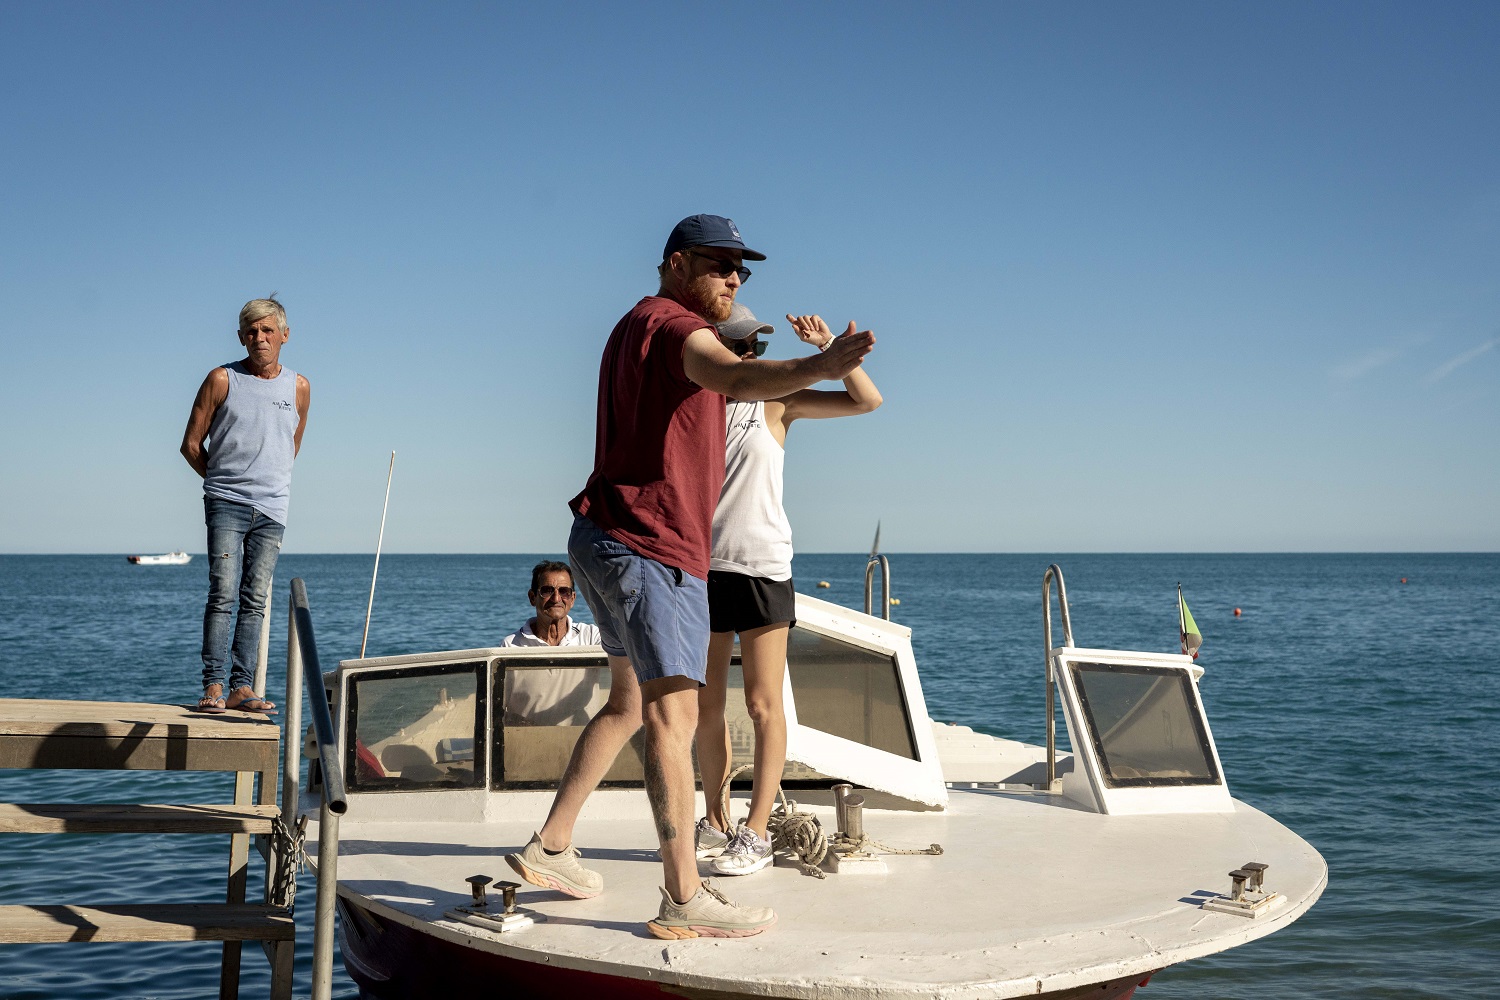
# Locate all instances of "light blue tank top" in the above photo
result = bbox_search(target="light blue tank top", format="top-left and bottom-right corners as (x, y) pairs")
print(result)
(203, 361), (300, 526)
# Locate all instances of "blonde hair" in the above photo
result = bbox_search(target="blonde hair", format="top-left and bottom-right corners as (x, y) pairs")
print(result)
(239, 294), (287, 331)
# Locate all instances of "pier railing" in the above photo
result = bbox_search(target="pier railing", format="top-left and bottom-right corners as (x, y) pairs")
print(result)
(285, 577), (347, 1000)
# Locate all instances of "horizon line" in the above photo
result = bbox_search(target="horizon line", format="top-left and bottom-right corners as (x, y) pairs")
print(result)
(4, 550), (1497, 558)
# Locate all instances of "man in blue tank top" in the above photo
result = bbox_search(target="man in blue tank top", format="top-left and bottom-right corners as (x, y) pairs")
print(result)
(179, 296), (311, 713)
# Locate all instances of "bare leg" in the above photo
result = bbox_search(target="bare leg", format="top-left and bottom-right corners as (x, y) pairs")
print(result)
(641, 674), (702, 903)
(538, 656), (642, 852)
(739, 624), (790, 841)
(695, 631), (736, 832)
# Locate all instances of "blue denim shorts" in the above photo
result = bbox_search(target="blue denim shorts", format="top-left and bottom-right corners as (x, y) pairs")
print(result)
(567, 515), (709, 685)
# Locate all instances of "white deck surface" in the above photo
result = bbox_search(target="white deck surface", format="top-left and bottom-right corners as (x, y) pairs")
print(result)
(318, 783), (1326, 1000)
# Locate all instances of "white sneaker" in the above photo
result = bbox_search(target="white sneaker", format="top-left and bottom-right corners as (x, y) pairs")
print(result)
(646, 879), (777, 939)
(695, 817), (731, 859)
(505, 831), (603, 898)
(711, 824), (774, 876)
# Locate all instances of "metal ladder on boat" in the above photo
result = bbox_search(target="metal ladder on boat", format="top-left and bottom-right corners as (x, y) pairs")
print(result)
(1041, 563), (1075, 792)
(864, 553), (892, 620)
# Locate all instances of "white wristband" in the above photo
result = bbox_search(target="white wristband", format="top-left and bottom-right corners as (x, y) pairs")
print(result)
(818, 337), (834, 352)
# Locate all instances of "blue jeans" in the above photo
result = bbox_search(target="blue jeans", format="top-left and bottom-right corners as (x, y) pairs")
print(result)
(202, 496), (285, 694)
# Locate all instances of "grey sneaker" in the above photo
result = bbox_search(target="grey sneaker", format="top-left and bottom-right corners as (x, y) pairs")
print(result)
(711, 824), (774, 876)
(646, 879), (777, 939)
(505, 831), (603, 899)
(695, 817), (731, 859)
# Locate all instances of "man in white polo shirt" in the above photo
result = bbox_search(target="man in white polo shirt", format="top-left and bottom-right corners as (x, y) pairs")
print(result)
(501, 561), (603, 726)
(502, 561), (602, 647)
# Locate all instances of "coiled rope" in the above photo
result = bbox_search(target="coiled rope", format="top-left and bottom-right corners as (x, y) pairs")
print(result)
(716, 764), (943, 880)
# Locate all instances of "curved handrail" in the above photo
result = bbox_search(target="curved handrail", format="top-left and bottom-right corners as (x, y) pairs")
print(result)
(284, 577), (345, 1000)
(1042, 564), (1075, 788)
(863, 555), (891, 620)
(289, 579), (347, 814)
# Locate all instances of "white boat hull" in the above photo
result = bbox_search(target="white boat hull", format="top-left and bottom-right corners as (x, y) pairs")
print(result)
(127, 551), (191, 565)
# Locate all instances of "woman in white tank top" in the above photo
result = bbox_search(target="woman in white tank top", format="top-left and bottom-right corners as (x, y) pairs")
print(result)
(695, 308), (884, 875)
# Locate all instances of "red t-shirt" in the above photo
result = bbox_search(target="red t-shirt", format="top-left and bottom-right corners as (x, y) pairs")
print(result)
(570, 296), (726, 579)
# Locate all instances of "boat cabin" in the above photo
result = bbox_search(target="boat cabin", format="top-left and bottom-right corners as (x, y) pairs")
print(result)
(327, 594), (947, 815)
(323, 591), (1235, 821)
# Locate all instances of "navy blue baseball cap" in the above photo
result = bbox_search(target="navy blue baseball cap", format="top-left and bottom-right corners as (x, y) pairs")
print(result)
(662, 214), (767, 262)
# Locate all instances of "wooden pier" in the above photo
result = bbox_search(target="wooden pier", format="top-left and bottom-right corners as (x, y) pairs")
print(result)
(0, 698), (294, 999)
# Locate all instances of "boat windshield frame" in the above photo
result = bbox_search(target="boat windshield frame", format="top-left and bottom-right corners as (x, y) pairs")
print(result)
(1051, 646), (1234, 815)
(333, 592), (949, 807)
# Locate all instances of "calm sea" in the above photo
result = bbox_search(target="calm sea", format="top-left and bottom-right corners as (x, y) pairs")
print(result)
(1, 553), (1496, 999)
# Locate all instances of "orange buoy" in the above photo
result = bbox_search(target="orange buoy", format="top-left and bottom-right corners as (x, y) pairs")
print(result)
(1400, 578), (1407, 584)
(1233, 608), (1242, 617)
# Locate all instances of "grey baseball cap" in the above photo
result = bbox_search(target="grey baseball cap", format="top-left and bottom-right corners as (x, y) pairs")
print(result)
(716, 302), (775, 341)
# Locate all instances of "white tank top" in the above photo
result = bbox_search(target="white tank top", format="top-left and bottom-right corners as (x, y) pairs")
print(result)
(710, 400), (793, 581)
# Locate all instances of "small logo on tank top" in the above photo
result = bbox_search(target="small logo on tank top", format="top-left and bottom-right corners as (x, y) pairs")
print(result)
(273, 399), (293, 411)
(736, 416), (762, 430)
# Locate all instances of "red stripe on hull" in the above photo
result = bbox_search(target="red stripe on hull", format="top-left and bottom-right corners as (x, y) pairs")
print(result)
(338, 898), (1155, 1000)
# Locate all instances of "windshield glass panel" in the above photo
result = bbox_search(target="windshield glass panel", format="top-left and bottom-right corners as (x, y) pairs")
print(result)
(494, 656), (641, 787)
(786, 626), (917, 761)
(346, 662), (483, 791)
(1070, 662), (1220, 787)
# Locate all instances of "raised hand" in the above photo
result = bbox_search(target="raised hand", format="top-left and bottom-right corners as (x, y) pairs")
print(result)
(786, 314), (837, 350)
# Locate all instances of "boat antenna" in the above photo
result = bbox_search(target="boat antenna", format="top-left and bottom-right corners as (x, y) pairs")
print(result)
(359, 451), (396, 659)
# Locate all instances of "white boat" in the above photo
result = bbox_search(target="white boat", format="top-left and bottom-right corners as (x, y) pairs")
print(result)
(126, 550), (192, 565)
(298, 564), (1325, 999)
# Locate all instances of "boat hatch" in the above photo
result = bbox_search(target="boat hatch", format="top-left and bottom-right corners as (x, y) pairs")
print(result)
(781, 593), (947, 808)
(1051, 646), (1234, 815)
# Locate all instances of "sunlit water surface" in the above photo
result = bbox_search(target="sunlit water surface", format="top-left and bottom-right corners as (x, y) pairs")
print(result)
(1, 553), (1495, 999)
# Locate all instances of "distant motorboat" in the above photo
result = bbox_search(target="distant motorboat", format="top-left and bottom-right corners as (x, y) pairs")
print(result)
(127, 551), (192, 566)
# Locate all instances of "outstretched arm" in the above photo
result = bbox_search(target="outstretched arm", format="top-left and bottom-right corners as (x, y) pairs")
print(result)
(179, 368), (229, 478)
(776, 316), (883, 425)
(682, 323), (874, 401)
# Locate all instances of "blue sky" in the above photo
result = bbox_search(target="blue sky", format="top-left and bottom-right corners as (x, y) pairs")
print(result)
(1, 2), (1495, 554)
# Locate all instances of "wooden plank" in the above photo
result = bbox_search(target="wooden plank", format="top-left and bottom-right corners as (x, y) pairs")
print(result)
(221, 771), (256, 998)
(0, 803), (279, 835)
(0, 699), (280, 741)
(0, 903), (294, 943)
(0, 734), (279, 773)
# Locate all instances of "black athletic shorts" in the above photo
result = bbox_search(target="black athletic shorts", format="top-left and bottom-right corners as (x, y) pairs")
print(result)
(707, 570), (796, 634)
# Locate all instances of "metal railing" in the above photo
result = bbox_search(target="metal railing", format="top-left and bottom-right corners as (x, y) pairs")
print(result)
(285, 578), (347, 1000)
(863, 554), (891, 620)
(1041, 564), (1075, 789)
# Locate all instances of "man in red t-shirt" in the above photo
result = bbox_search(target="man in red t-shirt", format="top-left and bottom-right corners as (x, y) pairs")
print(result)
(508, 215), (875, 938)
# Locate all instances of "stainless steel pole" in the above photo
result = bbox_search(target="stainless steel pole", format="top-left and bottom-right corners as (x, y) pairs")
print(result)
(311, 805), (340, 1000)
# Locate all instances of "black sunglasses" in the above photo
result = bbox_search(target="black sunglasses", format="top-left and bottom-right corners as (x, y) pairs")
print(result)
(685, 250), (751, 284)
(535, 586), (574, 599)
(729, 339), (768, 358)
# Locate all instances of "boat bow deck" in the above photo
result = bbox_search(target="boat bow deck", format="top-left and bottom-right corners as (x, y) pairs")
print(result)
(319, 785), (1325, 1000)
